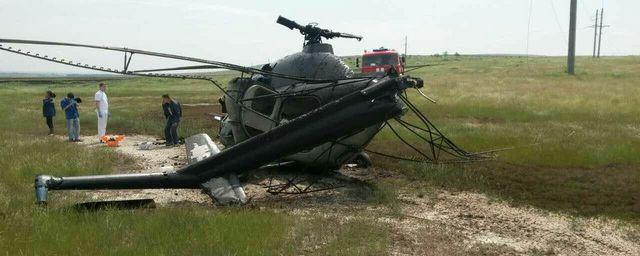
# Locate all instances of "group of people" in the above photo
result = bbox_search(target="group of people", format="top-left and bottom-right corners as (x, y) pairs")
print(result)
(42, 83), (109, 142)
(42, 82), (182, 146)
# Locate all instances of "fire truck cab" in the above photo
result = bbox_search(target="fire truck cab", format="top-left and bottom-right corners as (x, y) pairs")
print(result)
(359, 47), (405, 74)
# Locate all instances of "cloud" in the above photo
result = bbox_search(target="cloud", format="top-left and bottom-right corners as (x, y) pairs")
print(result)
(189, 3), (269, 18)
(129, 0), (270, 18)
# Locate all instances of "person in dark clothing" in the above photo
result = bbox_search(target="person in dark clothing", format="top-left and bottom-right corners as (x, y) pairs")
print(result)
(162, 94), (182, 146)
(61, 93), (82, 142)
(43, 90), (56, 135)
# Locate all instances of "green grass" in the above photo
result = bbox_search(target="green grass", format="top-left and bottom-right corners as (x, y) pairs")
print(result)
(369, 55), (640, 221)
(1, 56), (640, 253)
(6, 208), (294, 255)
(0, 104), (299, 254)
(0, 73), (390, 255)
(293, 217), (390, 256)
(0, 76), (232, 138)
(371, 55), (640, 167)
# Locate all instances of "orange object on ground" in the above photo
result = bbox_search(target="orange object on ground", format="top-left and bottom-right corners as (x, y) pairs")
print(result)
(100, 135), (125, 147)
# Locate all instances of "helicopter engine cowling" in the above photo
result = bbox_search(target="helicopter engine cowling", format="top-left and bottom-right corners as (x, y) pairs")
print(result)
(270, 43), (353, 89)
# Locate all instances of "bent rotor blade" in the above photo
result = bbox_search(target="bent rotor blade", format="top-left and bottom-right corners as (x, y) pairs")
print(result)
(415, 88), (437, 103)
(404, 64), (441, 73)
(131, 65), (222, 73)
(0, 38), (359, 83)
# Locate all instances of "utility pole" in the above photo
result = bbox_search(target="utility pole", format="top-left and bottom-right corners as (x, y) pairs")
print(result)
(404, 35), (407, 57)
(567, 0), (577, 75)
(597, 8), (604, 58)
(592, 9), (599, 58)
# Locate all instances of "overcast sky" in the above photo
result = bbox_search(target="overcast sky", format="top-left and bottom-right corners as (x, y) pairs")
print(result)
(0, 0), (637, 73)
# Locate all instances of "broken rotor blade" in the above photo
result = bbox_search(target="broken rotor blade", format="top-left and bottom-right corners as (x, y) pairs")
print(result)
(131, 65), (222, 73)
(416, 88), (437, 104)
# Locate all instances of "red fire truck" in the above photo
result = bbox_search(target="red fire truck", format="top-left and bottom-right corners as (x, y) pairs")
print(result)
(359, 47), (405, 74)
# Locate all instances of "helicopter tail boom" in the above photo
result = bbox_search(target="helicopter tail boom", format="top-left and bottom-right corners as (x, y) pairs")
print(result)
(34, 172), (200, 204)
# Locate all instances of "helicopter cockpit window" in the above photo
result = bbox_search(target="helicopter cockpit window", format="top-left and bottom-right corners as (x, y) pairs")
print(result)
(280, 96), (321, 121)
(362, 54), (398, 67)
(247, 86), (277, 116)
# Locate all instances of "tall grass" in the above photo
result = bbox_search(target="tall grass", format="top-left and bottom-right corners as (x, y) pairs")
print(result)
(2, 206), (295, 255)
(372, 55), (640, 167)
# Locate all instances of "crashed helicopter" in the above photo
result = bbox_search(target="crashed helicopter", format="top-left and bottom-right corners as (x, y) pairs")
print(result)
(0, 16), (488, 206)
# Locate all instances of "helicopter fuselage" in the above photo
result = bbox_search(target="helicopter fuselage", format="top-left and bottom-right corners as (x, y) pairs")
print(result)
(219, 43), (401, 170)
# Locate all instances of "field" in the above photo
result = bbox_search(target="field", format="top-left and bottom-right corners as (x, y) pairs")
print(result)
(0, 56), (639, 254)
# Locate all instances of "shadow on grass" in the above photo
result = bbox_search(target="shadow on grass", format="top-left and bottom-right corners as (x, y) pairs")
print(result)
(72, 199), (156, 211)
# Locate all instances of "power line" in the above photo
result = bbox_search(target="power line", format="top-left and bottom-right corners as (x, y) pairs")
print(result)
(549, 0), (569, 48)
(549, 0), (566, 41)
(525, 0), (534, 57)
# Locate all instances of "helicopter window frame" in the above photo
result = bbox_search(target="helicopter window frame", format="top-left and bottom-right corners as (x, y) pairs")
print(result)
(278, 96), (322, 121)
(242, 85), (278, 118)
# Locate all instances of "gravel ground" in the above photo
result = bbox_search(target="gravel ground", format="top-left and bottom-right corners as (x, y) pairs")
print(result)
(77, 135), (212, 206)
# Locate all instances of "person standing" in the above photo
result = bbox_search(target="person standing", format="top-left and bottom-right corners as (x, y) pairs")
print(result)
(162, 94), (182, 146)
(42, 90), (56, 135)
(94, 83), (109, 141)
(60, 93), (81, 142)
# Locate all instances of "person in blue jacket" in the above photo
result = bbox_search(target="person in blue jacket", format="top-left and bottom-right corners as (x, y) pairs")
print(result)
(42, 90), (56, 135)
(162, 94), (182, 146)
(60, 93), (82, 142)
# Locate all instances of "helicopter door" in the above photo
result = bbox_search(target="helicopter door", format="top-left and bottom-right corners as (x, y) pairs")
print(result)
(241, 85), (279, 135)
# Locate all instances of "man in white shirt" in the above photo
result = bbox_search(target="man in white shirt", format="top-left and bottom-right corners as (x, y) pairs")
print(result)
(94, 83), (109, 141)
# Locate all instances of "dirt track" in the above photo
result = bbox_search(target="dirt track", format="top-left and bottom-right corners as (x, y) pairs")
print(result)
(394, 191), (640, 255)
(80, 135), (640, 255)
